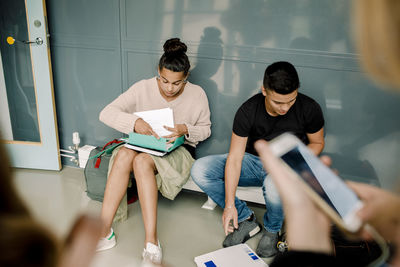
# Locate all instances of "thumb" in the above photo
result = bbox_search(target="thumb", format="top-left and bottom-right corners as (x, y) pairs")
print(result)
(346, 181), (365, 197)
(346, 181), (374, 222)
(346, 181), (376, 201)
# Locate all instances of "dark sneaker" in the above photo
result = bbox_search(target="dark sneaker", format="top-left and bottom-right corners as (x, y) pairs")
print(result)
(256, 230), (279, 257)
(222, 214), (261, 247)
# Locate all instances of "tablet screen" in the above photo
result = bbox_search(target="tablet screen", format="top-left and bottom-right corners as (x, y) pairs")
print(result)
(280, 145), (360, 219)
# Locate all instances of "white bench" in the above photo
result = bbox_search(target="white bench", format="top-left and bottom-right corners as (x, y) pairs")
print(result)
(183, 177), (265, 210)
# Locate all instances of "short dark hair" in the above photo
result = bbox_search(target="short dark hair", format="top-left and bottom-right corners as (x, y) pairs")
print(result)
(263, 61), (300, 94)
(158, 38), (190, 75)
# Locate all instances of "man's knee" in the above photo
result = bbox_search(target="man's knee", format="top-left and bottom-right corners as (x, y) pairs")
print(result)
(191, 155), (226, 187)
(191, 156), (211, 185)
(263, 176), (281, 205)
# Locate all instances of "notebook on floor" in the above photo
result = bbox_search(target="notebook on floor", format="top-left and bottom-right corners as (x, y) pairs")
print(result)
(194, 244), (268, 267)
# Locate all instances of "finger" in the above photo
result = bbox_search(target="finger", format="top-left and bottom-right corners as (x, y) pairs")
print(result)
(150, 129), (160, 139)
(162, 134), (175, 139)
(320, 155), (332, 167)
(254, 140), (284, 174)
(346, 181), (367, 196)
(254, 140), (293, 187)
(233, 215), (238, 229)
(223, 216), (231, 236)
(319, 156), (340, 176)
(355, 204), (375, 223)
(346, 181), (373, 202)
(163, 125), (174, 131)
(224, 220), (229, 236)
(164, 125), (178, 135)
(166, 137), (177, 144)
(346, 182), (375, 221)
(222, 215), (226, 232)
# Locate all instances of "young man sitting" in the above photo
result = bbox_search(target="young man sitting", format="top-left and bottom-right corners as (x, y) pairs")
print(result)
(191, 61), (325, 257)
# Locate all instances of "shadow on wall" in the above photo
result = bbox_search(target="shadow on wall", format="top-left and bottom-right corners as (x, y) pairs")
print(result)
(334, 80), (400, 188)
(216, 0), (400, 187)
(190, 27), (231, 156)
(220, 0), (351, 52)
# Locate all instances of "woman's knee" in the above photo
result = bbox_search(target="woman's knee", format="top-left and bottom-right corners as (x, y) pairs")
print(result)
(114, 147), (135, 165)
(133, 153), (155, 175)
(108, 148), (136, 175)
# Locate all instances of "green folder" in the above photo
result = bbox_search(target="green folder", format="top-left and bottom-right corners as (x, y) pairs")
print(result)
(127, 132), (184, 153)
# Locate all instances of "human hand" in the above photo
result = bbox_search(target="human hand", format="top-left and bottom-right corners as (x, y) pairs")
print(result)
(347, 181), (400, 242)
(255, 140), (333, 254)
(163, 124), (188, 143)
(222, 205), (238, 236)
(134, 118), (160, 139)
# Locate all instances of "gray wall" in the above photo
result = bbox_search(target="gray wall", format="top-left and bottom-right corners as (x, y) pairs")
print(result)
(47, 0), (400, 190)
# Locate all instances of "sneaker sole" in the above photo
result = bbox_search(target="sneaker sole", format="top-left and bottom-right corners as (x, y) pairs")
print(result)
(223, 224), (261, 248)
(96, 239), (116, 252)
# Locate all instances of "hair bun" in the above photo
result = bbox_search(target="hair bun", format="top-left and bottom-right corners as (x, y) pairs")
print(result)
(163, 38), (187, 55)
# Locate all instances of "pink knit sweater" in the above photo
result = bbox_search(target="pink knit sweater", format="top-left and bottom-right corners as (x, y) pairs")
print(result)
(99, 77), (211, 147)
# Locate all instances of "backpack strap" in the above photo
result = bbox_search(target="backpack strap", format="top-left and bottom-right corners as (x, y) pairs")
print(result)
(91, 139), (124, 168)
(94, 157), (102, 169)
(102, 139), (122, 150)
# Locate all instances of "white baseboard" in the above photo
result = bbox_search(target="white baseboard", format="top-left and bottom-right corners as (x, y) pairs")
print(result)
(183, 177), (265, 207)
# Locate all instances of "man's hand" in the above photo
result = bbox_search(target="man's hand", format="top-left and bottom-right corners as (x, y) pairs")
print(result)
(163, 124), (188, 143)
(222, 205), (238, 236)
(134, 118), (159, 139)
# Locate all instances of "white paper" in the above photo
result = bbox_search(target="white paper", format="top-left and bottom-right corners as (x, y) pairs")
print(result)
(194, 244), (268, 267)
(124, 143), (167, 157)
(134, 108), (174, 137)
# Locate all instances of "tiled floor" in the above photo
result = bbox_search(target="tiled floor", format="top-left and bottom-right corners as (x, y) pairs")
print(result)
(13, 166), (273, 267)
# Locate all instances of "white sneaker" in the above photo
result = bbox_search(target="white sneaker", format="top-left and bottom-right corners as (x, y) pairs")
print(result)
(96, 228), (116, 252)
(142, 240), (162, 264)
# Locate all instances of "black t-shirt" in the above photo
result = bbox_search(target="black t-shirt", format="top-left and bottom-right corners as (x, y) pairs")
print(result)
(233, 93), (324, 155)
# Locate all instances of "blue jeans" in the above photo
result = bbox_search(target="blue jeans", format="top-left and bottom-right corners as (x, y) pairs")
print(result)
(191, 153), (284, 233)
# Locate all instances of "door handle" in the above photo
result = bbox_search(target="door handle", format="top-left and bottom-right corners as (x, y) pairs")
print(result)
(7, 36), (43, 45)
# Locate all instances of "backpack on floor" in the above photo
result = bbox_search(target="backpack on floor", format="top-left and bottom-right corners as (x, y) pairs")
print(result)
(84, 139), (124, 202)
